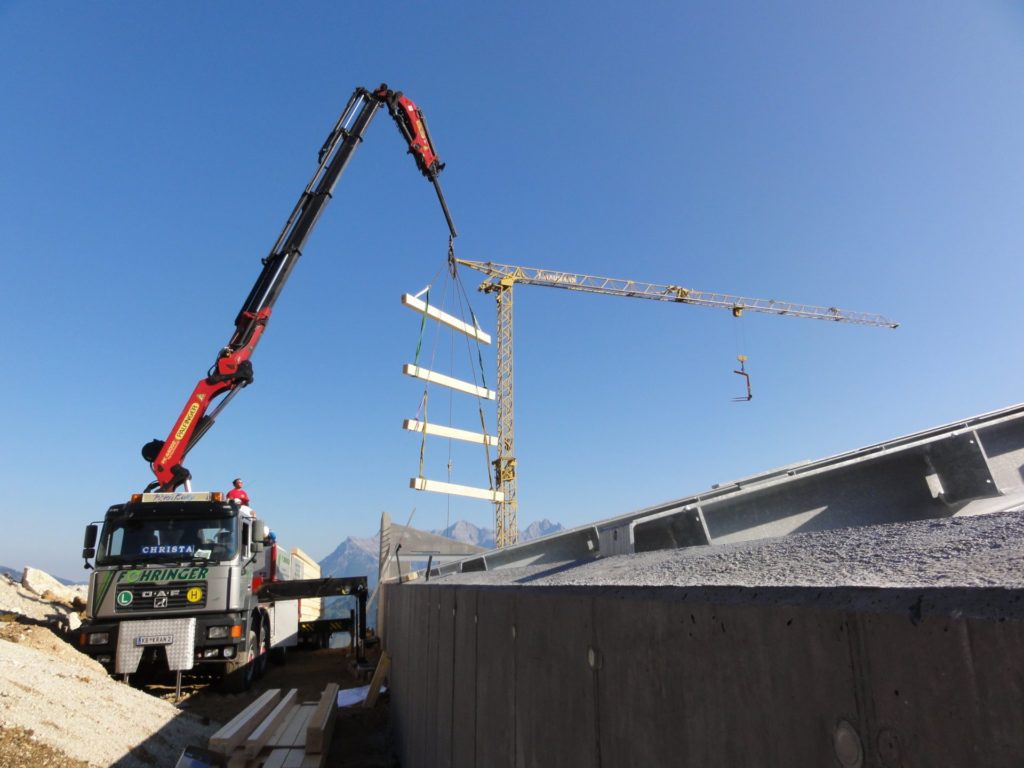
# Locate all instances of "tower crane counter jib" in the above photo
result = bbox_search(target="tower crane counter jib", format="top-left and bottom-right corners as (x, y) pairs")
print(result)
(142, 84), (456, 492)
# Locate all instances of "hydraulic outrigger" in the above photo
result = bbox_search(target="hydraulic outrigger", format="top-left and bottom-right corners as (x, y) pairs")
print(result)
(142, 84), (456, 491)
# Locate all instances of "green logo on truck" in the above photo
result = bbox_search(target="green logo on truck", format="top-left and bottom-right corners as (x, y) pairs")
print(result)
(118, 567), (208, 584)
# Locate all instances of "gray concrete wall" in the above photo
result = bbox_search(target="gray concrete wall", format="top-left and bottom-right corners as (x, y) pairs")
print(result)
(383, 581), (1024, 768)
(591, 403), (1024, 558)
(979, 417), (1024, 492)
(381, 404), (1024, 766)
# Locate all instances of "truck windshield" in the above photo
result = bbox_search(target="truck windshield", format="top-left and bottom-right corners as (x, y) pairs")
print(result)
(96, 515), (237, 564)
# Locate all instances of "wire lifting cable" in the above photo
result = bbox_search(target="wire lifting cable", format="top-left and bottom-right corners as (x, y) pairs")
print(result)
(408, 236), (499, 503)
(447, 239), (498, 492)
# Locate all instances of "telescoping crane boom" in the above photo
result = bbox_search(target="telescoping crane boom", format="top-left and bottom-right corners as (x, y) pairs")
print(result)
(142, 84), (456, 491)
(453, 258), (899, 547)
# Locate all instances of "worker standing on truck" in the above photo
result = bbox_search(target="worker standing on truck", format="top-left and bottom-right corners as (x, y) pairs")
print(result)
(227, 478), (250, 506)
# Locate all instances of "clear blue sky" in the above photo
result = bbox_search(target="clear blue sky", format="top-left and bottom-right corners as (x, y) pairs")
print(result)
(2, 2), (1022, 579)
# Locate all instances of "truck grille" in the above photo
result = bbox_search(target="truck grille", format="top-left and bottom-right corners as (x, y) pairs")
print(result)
(114, 581), (208, 612)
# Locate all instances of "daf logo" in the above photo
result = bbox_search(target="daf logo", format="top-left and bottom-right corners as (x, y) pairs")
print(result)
(141, 589), (180, 601)
(154, 596), (168, 608)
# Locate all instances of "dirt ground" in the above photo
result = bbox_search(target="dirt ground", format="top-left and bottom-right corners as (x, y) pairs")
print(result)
(0, 725), (92, 768)
(146, 643), (396, 767)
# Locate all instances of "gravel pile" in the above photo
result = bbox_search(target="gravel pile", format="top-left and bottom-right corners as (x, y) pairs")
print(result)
(547, 508), (1024, 590)
(0, 570), (218, 768)
(439, 508), (1024, 591)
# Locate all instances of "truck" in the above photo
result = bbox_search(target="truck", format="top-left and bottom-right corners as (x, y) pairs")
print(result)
(76, 83), (455, 691)
(78, 492), (295, 691)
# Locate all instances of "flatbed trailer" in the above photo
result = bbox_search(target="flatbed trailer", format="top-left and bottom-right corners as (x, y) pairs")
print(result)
(257, 576), (368, 660)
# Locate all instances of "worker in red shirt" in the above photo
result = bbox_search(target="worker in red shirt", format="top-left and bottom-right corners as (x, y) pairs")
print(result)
(227, 477), (250, 506)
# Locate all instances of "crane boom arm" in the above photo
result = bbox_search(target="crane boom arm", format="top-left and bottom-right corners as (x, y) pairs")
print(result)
(454, 259), (898, 328)
(143, 84), (455, 491)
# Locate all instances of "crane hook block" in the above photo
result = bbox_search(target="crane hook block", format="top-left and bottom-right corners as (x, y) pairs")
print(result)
(732, 357), (752, 402)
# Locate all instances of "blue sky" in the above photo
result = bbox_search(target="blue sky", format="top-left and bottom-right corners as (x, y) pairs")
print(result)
(2, 2), (1022, 578)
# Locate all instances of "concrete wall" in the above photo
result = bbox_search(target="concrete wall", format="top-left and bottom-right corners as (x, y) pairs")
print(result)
(383, 582), (1024, 768)
(382, 404), (1024, 766)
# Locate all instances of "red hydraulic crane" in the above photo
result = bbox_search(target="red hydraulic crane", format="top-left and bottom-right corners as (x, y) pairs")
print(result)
(142, 84), (456, 491)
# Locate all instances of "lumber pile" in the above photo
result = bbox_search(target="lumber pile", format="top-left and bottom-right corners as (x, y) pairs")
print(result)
(207, 684), (339, 768)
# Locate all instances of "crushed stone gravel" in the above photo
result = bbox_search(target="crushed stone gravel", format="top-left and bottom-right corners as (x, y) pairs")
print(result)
(436, 509), (1024, 591)
(0, 626), (216, 768)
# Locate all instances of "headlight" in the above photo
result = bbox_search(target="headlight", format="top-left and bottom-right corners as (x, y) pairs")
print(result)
(207, 626), (231, 639)
(88, 632), (110, 646)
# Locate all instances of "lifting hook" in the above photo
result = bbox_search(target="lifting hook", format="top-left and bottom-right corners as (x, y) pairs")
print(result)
(732, 355), (752, 402)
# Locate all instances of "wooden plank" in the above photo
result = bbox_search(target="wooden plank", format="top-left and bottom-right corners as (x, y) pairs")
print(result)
(266, 704), (304, 747)
(402, 293), (491, 344)
(262, 749), (291, 768)
(403, 418), (498, 447)
(364, 652), (391, 709)
(402, 364), (495, 400)
(305, 683), (340, 755)
(277, 704), (316, 748)
(410, 476), (505, 502)
(209, 688), (282, 753)
(244, 689), (298, 757)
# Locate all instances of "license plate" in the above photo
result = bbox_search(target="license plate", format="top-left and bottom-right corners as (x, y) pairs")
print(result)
(135, 635), (173, 647)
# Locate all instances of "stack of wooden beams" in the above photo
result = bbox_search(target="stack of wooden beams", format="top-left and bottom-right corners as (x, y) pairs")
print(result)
(207, 684), (339, 768)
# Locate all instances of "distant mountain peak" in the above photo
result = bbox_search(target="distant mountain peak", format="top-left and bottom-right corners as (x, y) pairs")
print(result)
(318, 518), (564, 580)
(521, 519), (563, 540)
(430, 518), (564, 550)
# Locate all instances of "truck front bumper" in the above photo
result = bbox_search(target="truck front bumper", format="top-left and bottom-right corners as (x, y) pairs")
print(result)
(79, 613), (248, 673)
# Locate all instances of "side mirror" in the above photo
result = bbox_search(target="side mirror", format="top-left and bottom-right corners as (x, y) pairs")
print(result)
(252, 519), (265, 553)
(82, 524), (98, 568)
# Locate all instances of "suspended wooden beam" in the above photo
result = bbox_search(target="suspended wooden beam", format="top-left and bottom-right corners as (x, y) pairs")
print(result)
(410, 477), (505, 502)
(401, 293), (492, 344)
(403, 364), (496, 400)
(403, 419), (498, 447)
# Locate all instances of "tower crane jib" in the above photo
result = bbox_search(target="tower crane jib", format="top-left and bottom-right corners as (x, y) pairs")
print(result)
(453, 257), (898, 548)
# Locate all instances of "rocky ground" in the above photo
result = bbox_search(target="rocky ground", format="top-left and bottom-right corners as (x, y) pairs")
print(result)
(0, 568), (395, 767)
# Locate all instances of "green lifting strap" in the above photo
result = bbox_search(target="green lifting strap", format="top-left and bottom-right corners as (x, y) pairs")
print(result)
(470, 306), (488, 391)
(413, 289), (429, 368)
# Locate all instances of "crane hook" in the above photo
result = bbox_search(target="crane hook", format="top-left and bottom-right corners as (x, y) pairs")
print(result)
(732, 355), (752, 402)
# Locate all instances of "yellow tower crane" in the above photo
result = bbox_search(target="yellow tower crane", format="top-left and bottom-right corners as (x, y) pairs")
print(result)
(453, 258), (899, 548)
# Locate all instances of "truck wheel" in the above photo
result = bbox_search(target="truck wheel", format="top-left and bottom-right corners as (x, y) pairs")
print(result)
(221, 631), (256, 693)
(255, 620), (270, 679)
(270, 645), (288, 665)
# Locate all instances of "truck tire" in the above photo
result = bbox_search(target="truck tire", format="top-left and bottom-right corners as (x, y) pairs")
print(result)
(221, 631), (257, 693)
(270, 645), (288, 665)
(255, 619), (270, 679)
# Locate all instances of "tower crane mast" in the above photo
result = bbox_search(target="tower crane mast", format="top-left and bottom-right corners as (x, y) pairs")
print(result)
(454, 258), (898, 548)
